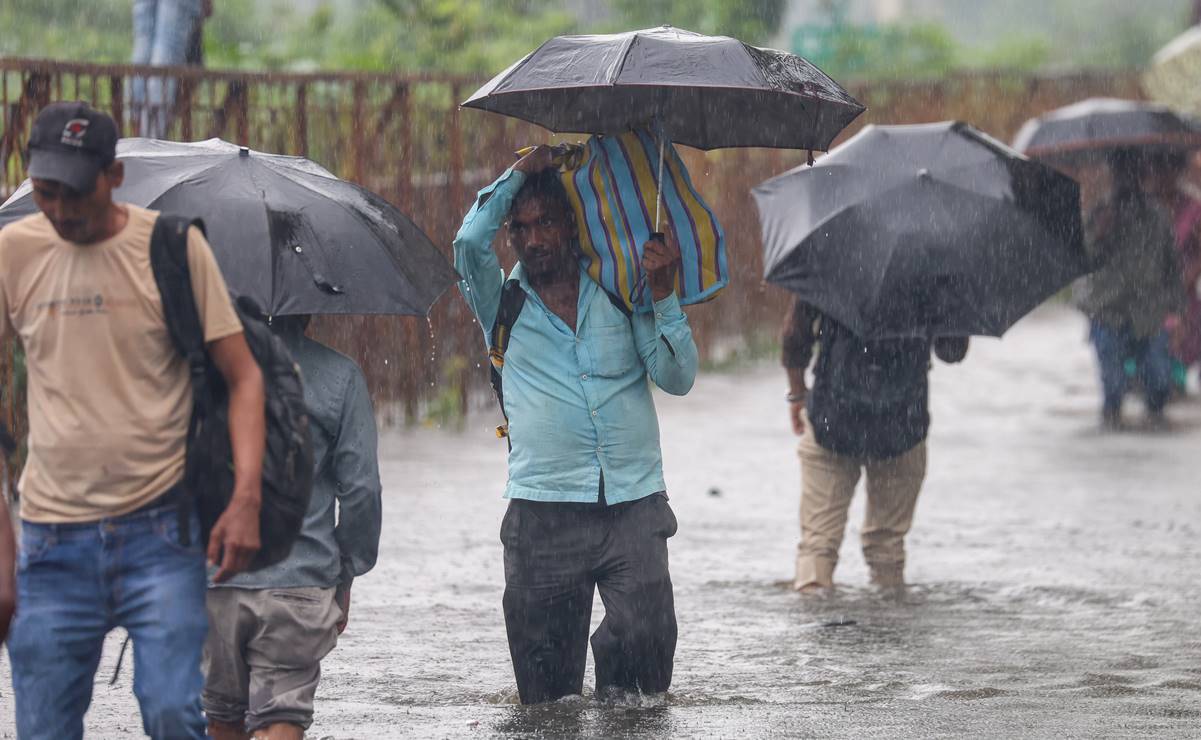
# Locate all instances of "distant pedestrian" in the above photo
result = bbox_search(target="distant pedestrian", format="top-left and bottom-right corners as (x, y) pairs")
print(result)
(204, 315), (382, 740)
(783, 298), (968, 594)
(1077, 149), (1182, 429)
(454, 145), (696, 704)
(1140, 150), (1201, 390)
(131, 0), (205, 137)
(0, 101), (264, 739)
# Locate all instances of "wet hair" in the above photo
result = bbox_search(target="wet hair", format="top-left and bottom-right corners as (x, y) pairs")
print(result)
(511, 166), (573, 220)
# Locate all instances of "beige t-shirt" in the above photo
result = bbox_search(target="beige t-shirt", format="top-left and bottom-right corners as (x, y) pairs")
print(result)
(0, 205), (243, 523)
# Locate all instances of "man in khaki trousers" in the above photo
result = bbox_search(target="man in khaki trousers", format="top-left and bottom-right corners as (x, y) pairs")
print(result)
(782, 299), (968, 594)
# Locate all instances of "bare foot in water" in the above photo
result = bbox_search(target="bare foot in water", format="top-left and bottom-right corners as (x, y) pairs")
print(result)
(794, 581), (834, 597)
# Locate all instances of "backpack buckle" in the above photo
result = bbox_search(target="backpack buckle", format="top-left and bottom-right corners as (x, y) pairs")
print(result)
(488, 347), (504, 370)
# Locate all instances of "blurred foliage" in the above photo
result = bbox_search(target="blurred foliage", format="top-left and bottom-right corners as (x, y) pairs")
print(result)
(795, 0), (1187, 81)
(814, 23), (959, 80)
(0, 0), (1190, 78)
(609, 0), (786, 45)
(0, 0), (130, 60)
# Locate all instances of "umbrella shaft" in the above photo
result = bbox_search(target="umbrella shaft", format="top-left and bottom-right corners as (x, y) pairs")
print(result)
(655, 134), (665, 230)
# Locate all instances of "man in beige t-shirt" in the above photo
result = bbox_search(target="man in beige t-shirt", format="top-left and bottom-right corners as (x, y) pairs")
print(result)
(2, 101), (265, 739)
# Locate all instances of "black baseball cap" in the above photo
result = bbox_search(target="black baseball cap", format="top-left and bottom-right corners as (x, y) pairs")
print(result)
(27, 101), (119, 193)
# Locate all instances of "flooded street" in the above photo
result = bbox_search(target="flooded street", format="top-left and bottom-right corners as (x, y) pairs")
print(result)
(3, 304), (1200, 737)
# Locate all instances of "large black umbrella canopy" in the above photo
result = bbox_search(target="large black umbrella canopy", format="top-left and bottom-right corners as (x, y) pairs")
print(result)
(0, 138), (456, 317)
(462, 25), (865, 151)
(754, 121), (1088, 339)
(1012, 97), (1201, 164)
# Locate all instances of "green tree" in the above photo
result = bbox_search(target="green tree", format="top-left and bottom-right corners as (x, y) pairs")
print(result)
(813, 22), (959, 81)
(0, 0), (130, 61)
(325, 0), (576, 74)
(609, 0), (787, 46)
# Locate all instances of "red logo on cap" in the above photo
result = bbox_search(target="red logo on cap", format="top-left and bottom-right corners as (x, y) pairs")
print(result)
(61, 119), (89, 147)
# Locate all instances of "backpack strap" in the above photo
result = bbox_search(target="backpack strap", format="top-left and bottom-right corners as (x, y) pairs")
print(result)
(488, 279), (527, 446)
(149, 213), (209, 545)
(602, 288), (632, 319)
(150, 215), (209, 390)
(486, 278), (633, 447)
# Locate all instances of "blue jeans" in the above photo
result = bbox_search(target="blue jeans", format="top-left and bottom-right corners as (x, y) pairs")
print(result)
(1089, 321), (1173, 415)
(131, 0), (202, 138)
(6, 498), (208, 739)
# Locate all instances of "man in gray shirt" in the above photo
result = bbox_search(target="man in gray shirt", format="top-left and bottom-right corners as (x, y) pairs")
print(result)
(203, 315), (382, 740)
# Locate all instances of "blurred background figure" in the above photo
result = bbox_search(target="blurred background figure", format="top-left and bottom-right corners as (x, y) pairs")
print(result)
(130, 0), (209, 138)
(1077, 149), (1183, 429)
(1139, 150), (1201, 394)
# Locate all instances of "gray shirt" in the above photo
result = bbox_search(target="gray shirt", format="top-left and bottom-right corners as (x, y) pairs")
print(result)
(214, 330), (382, 590)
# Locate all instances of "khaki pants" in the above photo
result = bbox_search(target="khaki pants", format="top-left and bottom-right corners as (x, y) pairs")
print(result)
(795, 425), (927, 588)
(202, 587), (341, 732)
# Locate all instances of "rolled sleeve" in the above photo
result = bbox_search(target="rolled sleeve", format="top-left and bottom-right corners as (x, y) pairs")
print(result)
(331, 367), (382, 584)
(453, 168), (526, 338)
(781, 299), (817, 370)
(634, 293), (697, 395)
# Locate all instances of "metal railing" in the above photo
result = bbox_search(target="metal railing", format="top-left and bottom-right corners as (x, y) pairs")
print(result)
(0, 56), (1142, 447)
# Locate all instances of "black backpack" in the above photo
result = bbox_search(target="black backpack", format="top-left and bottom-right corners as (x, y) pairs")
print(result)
(149, 215), (313, 571)
(806, 316), (931, 460)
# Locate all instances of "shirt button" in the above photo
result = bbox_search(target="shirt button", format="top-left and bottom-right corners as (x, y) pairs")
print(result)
(581, 373), (589, 380)
(656, 312), (664, 320)
(591, 410), (598, 417)
(596, 446), (602, 453)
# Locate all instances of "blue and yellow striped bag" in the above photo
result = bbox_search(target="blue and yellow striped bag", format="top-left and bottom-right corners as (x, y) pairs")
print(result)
(537, 130), (727, 312)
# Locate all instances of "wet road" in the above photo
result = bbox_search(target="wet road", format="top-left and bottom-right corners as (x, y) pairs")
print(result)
(2, 305), (1200, 737)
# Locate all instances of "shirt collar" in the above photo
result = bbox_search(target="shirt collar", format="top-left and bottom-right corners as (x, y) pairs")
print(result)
(508, 260), (594, 298)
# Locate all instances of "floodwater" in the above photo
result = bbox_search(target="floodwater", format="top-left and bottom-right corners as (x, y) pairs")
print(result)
(2, 304), (1200, 738)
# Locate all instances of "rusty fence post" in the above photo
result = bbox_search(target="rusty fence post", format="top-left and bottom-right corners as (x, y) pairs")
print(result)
(110, 75), (125, 136)
(350, 81), (366, 184)
(236, 78), (250, 145)
(178, 76), (195, 141)
(396, 83), (412, 212)
(295, 83), (308, 157)
(449, 83), (464, 217)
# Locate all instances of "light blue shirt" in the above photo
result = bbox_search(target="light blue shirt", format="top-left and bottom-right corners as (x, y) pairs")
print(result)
(213, 329), (382, 590)
(453, 168), (698, 504)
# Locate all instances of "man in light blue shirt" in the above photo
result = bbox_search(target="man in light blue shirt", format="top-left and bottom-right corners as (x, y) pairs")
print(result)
(454, 145), (697, 703)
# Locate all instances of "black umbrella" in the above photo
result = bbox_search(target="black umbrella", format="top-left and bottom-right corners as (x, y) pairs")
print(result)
(462, 25), (864, 152)
(0, 138), (456, 317)
(753, 121), (1088, 339)
(1013, 97), (1201, 164)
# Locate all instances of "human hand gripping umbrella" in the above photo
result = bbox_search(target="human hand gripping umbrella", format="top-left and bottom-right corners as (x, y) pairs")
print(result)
(0, 137), (457, 317)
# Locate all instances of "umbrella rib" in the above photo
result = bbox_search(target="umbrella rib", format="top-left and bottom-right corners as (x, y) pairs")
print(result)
(607, 33), (639, 86)
(255, 162), (438, 311)
(136, 157), (235, 208)
(240, 158), (279, 315)
(491, 39), (558, 96)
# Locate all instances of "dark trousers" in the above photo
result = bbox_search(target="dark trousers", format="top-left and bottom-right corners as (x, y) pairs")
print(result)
(500, 492), (678, 704)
